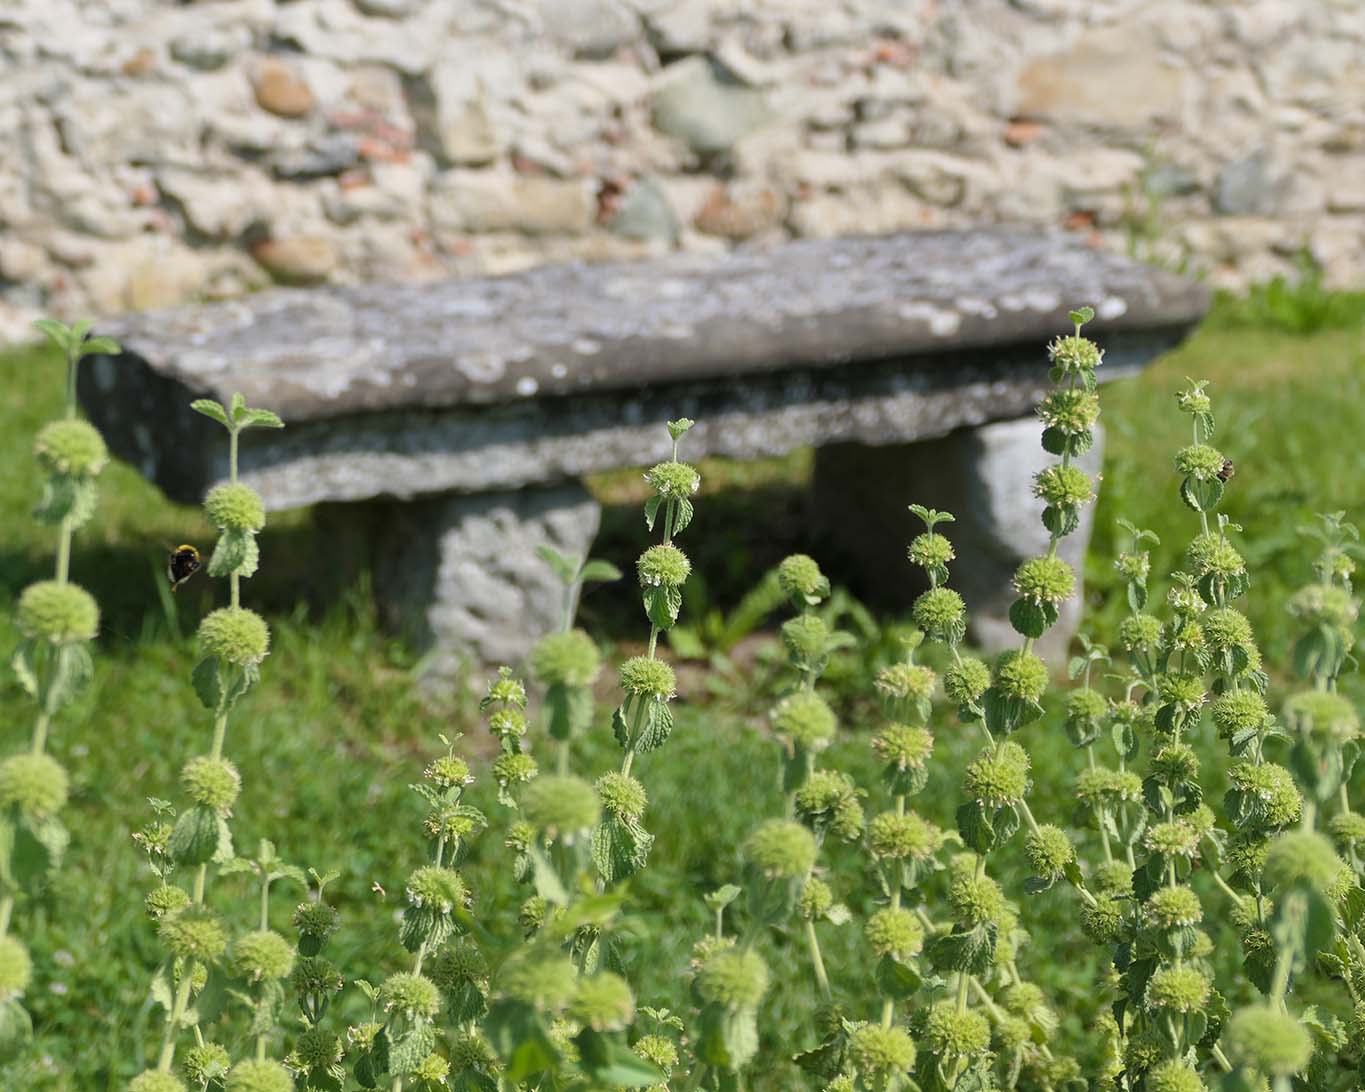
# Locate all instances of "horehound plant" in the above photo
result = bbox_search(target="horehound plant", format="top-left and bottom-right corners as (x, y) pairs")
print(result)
(130, 392), (297, 1092)
(2, 319), (119, 1057)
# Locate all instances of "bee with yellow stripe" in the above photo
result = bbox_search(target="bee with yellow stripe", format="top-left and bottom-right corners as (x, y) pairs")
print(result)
(167, 544), (202, 592)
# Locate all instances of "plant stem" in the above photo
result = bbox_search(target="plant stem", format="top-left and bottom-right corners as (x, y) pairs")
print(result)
(803, 918), (831, 1001)
(157, 967), (197, 1071)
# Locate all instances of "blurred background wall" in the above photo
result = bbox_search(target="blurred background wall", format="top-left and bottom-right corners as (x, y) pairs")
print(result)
(1, 0), (1361, 338)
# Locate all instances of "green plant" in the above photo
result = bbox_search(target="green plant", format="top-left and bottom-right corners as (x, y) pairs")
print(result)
(1215, 252), (1365, 335)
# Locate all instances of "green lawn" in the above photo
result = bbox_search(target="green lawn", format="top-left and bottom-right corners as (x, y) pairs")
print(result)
(0, 303), (1361, 1088)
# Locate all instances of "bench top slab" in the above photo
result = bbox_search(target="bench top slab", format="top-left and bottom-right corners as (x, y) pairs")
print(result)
(91, 228), (1207, 423)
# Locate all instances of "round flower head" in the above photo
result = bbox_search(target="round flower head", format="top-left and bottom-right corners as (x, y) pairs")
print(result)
(948, 873), (1008, 928)
(293, 901), (340, 944)
(924, 1003), (991, 1057)
(634, 1033), (678, 1074)
(378, 972), (441, 1019)
(644, 460), (700, 498)
(406, 866), (468, 913)
(864, 907), (924, 960)
(1038, 388), (1100, 434)
(184, 1043), (231, 1085)
(521, 776), (600, 836)
(1263, 830), (1342, 893)
(1075, 766), (1142, 807)
(1146, 966), (1209, 1013)
(943, 657), (990, 706)
(482, 670), (527, 709)
(1202, 608), (1253, 653)
(230, 930), (295, 983)
(291, 1027), (341, 1070)
(1157, 672), (1205, 714)
(518, 896), (547, 932)
(868, 811), (944, 861)
(34, 418), (107, 477)
(798, 876), (833, 919)
(204, 483), (266, 533)
(618, 656), (675, 700)
(637, 544), (691, 588)
(1287, 583), (1359, 628)
(180, 756), (240, 814)
(1065, 686), (1107, 725)
(875, 662), (936, 704)
(0, 753), (69, 818)
(1177, 382), (1212, 416)
(1283, 690), (1359, 743)
(17, 580), (99, 644)
(1229, 762), (1302, 828)
(1175, 443), (1226, 482)
(745, 819), (816, 879)
(1024, 825), (1073, 881)
(0, 937), (32, 1000)
(963, 741), (1031, 808)
(197, 607), (270, 667)
(1329, 811), (1365, 851)
(1013, 556), (1075, 605)
(1211, 691), (1268, 740)
(1146, 1060), (1204, 1092)
(410, 1054), (450, 1083)
(771, 691), (837, 752)
(776, 554), (828, 601)
(1144, 885), (1202, 929)
(487, 707), (528, 741)
(994, 649), (1049, 703)
(291, 956), (343, 999)
(782, 613), (829, 664)
(568, 972), (634, 1031)
(224, 1059), (294, 1092)
(698, 948), (769, 1008)
(145, 884), (190, 919)
(429, 939), (488, 993)
(847, 1024), (916, 1088)
(1081, 896), (1124, 944)
(912, 587), (965, 640)
(492, 752), (538, 792)
(1048, 332), (1102, 374)
(596, 771), (647, 821)
(424, 754), (472, 789)
(1187, 532), (1245, 578)
(1223, 1005), (1313, 1076)
(1033, 464), (1094, 508)
(1151, 743), (1199, 783)
(1115, 550), (1151, 584)
(159, 905), (229, 963)
(529, 629), (602, 688)
(129, 1074), (187, 1092)
(907, 532), (954, 570)
(449, 1029), (497, 1072)
(1144, 820), (1200, 860)
(871, 723), (933, 772)
(1093, 860), (1133, 897)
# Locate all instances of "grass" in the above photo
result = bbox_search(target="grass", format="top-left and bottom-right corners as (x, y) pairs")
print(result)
(0, 300), (1361, 1088)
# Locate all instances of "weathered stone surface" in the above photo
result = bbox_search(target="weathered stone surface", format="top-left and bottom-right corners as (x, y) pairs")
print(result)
(252, 58), (315, 118)
(430, 173), (596, 236)
(651, 55), (773, 156)
(250, 237), (339, 283)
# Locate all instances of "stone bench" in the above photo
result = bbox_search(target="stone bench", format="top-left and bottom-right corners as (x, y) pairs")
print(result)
(80, 228), (1208, 676)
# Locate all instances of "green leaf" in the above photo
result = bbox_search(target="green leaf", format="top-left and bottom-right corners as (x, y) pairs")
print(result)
(666, 418), (695, 441)
(230, 392), (248, 421)
(528, 844), (569, 906)
(0, 998), (32, 1061)
(578, 559), (622, 585)
(928, 923), (997, 975)
(643, 494), (662, 532)
(634, 699), (673, 753)
(672, 496), (694, 537)
(1008, 598), (1048, 639)
(544, 683), (593, 743)
(31, 319), (71, 354)
(873, 955), (922, 1000)
(79, 336), (121, 357)
(9, 640), (38, 700)
(191, 399), (230, 428)
(484, 999), (559, 1082)
(1069, 306), (1095, 326)
(239, 407), (284, 430)
(168, 804), (224, 866)
(704, 885), (742, 911)
(208, 529), (259, 578)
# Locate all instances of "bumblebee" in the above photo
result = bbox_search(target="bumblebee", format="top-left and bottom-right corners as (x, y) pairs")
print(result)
(1217, 458), (1236, 482)
(167, 544), (202, 592)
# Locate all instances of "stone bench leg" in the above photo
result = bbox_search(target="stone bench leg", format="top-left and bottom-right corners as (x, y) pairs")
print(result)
(810, 418), (1105, 661)
(358, 482), (602, 680)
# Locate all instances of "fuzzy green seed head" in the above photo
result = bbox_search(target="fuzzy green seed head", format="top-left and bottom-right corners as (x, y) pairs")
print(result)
(1093, 860), (1133, 897)
(292, 901), (340, 943)
(1146, 1059), (1205, 1092)
(1024, 825), (1073, 880)
(518, 896), (547, 932)
(798, 877), (833, 919)
(1118, 613), (1162, 653)
(1048, 333), (1102, 374)
(1152, 743), (1199, 782)
(871, 723), (933, 771)
(1013, 556), (1076, 604)
(1175, 443), (1227, 482)
(596, 772), (647, 821)
(771, 691), (837, 752)
(1144, 820), (1200, 860)
(529, 629), (602, 688)
(291, 1027), (341, 1070)
(0, 937), (32, 1000)
(995, 649), (1049, 702)
(864, 907), (924, 960)
(291, 956), (342, 998)
(634, 1033), (678, 1074)
(618, 656), (676, 700)
(948, 873), (1008, 928)
(1212, 691), (1268, 740)
(197, 607), (270, 667)
(1223, 1005), (1313, 1076)
(795, 770), (859, 824)
(1157, 672), (1206, 713)
(429, 939), (488, 992)
(18, 580), (99, 644)
(1229, 762), (1302, 828)
(230, 930), (294, 983)
(145, 884), (190, 920)
(378, 972), (441, 1019)
(867, 811), (944, 861)
(848, 1023), (916, 1088)
(522, 775), (600, 835)
(1144, 885), (1202, 929)
(943, 657), (990, 706)
(782, 613), (830, 664)
(406, 866), (467, 913)
(1033, 464), (1094, 508)
(1263, 830), (1342, 892)
(1177, 382), (1212, 416)
(875, 662), (937, 704)
(1287, 583), (1359, 628)
(425, 754), (472, 789)
(204, 483), (265, 533)
(449, 1029), (497, 1071)
(907, 532), (954, 570)
(637, 544), (691, 588)
(1081, 895), (1124, 944)
(505, 820), (535, 855)
(1115, 550), (1151, 584)
(1202, 608), (1254, 653)
(912, 587), (965, 639)
(777, 554), (828, 600)
(410, 1053), (449, 1083)
(963, 741), (1031, 808)
(180, 756), (240, 814)
(487, 707), (528, 741)
(1283, 690), (1359, 743)
(745, 819), (817, 879)
(129, 1074), (187, 1092)
(698, 948), (769, 1008)
(1227, 836), (1270, 884)
(568, 972), (634, 1031)
(0, 753), (69, 818)
(183, 1043), (231, 1085)
(159, 905), (229, 963)
(1074, 765), (1141, 806)
(645, 460), (700, 498)
(1146, 966), (1210, 1013)
(492, 752), (538, 792)
(1329, 811), (1365, 850)
(924, 1003), (990, 1057)
(482, 669), (527, 709)
(224, 1059), (293, 1092)
(1187, 532), (1245, 577)
(1064, 686), (1107, 724)
(35, 419), (107, 477)
(1038, 388), (1100, 434)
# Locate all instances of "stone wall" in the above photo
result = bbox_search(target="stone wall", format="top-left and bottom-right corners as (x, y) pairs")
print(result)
(1, 0), (1361, 340)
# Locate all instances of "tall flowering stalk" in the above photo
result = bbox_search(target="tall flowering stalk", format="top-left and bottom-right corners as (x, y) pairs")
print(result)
(1, 319), (118, 1058)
